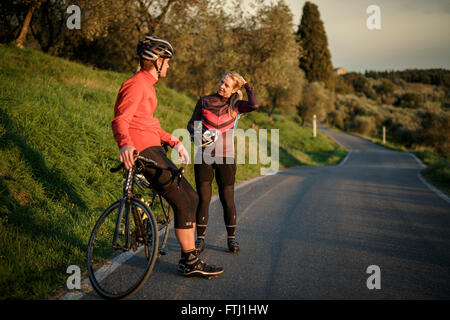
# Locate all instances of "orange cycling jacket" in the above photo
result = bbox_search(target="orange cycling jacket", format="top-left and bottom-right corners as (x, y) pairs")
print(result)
(111, 70), (180, 152)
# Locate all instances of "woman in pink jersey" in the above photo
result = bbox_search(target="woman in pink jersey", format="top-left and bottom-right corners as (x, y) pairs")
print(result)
(112, 36), (223, 278)
(187, 72), (259, 253)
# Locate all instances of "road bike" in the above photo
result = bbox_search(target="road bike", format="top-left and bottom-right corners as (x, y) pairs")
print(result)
(86, 151), (184, 299)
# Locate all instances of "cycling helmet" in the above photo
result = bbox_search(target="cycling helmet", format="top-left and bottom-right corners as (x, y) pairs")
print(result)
(136, 36), (174, 61)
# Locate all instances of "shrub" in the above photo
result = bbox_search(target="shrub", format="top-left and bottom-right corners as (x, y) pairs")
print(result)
(328, 109), (345, 129)
(395, 92), (424, 108)
(353, 115), (376, 136)
(375, 79), (395, 96)
(418, 103), (450, 155)
(394, 126), (417, 148)
(335, 75), (354, 95)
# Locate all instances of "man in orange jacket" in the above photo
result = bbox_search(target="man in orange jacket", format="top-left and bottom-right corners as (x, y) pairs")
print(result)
(112, 36), (223, 278)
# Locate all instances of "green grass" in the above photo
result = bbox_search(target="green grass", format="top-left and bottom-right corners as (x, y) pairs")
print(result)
(414, 152), (450, 195)
(0, 43), (346, 299)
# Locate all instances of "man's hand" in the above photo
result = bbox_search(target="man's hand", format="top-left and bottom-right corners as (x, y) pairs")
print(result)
(119, 145), (137, 169)
(174, 142), (190, 164)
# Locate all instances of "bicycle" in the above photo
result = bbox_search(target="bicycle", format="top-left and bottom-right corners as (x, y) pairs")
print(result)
(86, 151), (184, 299)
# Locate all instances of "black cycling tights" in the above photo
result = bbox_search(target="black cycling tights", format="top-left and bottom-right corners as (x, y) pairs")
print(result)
(141, 146), (198, 229)
(194, 160), (237, 240)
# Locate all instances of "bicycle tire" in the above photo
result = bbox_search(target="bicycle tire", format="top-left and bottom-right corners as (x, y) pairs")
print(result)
(87, 198), (159, 299)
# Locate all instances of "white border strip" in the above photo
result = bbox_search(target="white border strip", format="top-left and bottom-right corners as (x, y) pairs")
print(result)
(409, 153), (426, 168)
(317, 126), (351, 168)
(338, 150), (352, 167)
(409, 153), (449, 203)
(417, 172), (450, 204)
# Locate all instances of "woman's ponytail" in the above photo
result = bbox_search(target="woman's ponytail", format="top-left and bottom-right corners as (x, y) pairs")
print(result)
(228, 90), (243, 119)
(224, 71), (245, 119)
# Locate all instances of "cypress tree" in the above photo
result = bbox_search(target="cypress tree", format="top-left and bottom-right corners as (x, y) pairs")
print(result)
(296, 1), (334, 89)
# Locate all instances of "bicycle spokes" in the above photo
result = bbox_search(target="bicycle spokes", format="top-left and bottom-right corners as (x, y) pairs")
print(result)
(87, 199), (159, 299)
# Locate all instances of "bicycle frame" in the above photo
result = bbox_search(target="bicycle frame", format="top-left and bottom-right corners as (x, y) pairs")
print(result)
(110, 159), (174, 254)
(111, 165), (152, 252)
(134, 170), (172, 254)
(87, 153), (181, 299)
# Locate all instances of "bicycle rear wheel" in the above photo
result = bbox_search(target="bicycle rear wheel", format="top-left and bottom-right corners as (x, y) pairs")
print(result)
(87, 198), (159, 299)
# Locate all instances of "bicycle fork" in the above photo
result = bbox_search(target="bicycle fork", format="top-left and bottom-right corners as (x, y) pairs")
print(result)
(112, 168), (135, 251)
(112, 199), (149, 252)
(112, 199), (129, 251)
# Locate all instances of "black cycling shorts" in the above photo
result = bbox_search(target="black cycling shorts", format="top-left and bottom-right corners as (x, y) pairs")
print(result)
(140, 146), (198, 229)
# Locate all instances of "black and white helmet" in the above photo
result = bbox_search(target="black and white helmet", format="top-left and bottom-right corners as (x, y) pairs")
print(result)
(136, 36), (174, 61)
(201, 129), (219, 147)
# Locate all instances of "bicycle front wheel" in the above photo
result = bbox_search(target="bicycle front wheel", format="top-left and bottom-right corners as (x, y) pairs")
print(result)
(87, 198), (159, 299)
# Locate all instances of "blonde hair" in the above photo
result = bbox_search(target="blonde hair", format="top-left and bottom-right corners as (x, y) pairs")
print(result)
(222, 71), (245, 119)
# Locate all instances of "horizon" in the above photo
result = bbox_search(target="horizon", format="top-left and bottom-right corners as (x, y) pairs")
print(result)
(241, 0), (450, 73)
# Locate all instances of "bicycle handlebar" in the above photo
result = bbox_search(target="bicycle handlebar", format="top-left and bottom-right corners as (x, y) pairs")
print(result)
(110, 152), (185, 179)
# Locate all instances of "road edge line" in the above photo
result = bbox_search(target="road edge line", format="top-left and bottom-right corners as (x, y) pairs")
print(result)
(417, 172), (450, 204)
(408, 153), (449, 203)
(338, 150), (352, 167)
(59, 223), (170, 300)
(409, 152), (426, 168)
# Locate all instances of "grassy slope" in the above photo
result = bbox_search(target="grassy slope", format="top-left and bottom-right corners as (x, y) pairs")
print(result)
(0, 44), (346, 299)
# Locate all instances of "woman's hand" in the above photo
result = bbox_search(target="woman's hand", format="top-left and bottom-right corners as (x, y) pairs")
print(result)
(119, 145), (138, 170)
(174, 142), (190, 164)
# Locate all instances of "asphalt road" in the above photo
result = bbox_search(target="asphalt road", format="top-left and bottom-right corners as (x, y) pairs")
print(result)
(81, 127), (450, 300)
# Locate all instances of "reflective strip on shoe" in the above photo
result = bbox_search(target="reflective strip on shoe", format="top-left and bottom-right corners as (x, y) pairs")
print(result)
(182, 259), (224, 277)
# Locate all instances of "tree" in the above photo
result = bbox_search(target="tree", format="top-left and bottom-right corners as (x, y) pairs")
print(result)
(7, 0), (198, 71)
(163, 0), (306, 121)
(297, 82), (333, 126)
(158, 0), (239, 96)
(296, 1), (334, 89)
(13, 0), (44, 48)
(133, 0), (198, 35)
(246, 1), (306, 122)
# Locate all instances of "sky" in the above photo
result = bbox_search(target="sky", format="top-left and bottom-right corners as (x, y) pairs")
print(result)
(242, 0), (450, 72)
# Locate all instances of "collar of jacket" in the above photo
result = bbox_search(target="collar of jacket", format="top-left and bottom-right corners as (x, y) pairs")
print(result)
(214, 92), (230, 104)
(139, 69), (158, 85)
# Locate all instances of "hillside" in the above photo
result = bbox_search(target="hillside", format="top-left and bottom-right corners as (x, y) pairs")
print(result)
(332, 71), (449, 194)
(0, 44), (346, 299)
(334, 71), (449, 153)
